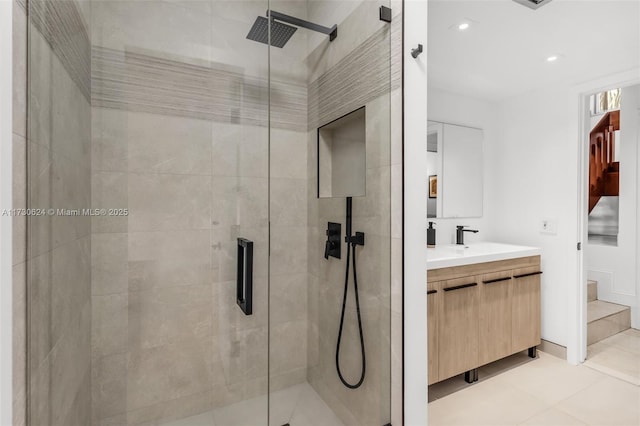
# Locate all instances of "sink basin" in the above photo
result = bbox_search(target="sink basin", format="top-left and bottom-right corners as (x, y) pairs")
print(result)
(427, 242), (541, 269)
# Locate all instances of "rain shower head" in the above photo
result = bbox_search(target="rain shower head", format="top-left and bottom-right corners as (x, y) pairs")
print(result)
(246, 11), (337, 48)
(246, 16), (297, 48)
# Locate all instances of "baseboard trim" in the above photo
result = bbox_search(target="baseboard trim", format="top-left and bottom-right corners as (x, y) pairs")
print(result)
(538, 339), (567, 360)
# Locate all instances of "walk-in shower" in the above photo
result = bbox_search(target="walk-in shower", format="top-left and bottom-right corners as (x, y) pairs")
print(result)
(19, 0), (399, 424)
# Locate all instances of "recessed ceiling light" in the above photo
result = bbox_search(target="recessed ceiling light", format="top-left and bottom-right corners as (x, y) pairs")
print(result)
(546, 54), (563, 63)
(448, 19), (476, 32)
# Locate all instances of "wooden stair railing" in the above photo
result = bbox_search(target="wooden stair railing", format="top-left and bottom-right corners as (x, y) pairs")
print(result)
(589, 110), (620, 214)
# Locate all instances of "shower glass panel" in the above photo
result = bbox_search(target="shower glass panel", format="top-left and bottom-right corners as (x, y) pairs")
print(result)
(27, 0), (271, 424)
(25, 0), (394, 424)
(26, 0), (94, 424)
(268, 1), (393, 425)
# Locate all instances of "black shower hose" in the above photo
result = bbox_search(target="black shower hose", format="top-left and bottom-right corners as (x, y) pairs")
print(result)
(335, 238), (366, 389)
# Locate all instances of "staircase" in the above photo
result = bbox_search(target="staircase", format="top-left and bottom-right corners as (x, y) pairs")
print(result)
(587, 279), (631, 345)
(589, 110), (620, 213)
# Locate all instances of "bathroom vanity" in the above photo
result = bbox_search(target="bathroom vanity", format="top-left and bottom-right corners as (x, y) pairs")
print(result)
(427, 242), (542, 385)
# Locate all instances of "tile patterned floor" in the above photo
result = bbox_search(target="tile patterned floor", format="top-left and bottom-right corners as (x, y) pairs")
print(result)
(160, 383), (344, 426)
(429, 351), (640, 425)
(585, 328), (640, 386)
(154, 338), (640, 426)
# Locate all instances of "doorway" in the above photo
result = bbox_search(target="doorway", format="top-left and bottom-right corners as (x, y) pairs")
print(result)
(578, 83), (640, 385)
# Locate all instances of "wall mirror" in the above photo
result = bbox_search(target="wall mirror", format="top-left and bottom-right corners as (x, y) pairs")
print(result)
(427, 121), (483, 218)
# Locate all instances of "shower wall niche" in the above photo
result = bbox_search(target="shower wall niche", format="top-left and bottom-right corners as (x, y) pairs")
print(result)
(318, 107), (366, 198)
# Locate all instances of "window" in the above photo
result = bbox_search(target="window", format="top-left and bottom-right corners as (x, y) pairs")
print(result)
(589, 88), (621, 116)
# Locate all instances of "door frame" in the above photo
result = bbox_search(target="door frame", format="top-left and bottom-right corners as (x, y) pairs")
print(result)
(569, 68), (640, 365)
(0, 0), (14, 424)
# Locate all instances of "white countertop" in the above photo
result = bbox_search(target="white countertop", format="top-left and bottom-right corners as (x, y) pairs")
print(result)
(427, 242), (541, 269)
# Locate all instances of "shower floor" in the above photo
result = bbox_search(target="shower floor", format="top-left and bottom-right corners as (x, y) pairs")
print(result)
(160, 382), (344, 426)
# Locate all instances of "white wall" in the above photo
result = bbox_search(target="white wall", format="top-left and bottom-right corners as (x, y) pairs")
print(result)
(586, 85), (639, 328)
(0, 0), (14, 424)
(486, 85), (576, 347)
(426, 86), (497, 244)
(404, 1), (428, 424)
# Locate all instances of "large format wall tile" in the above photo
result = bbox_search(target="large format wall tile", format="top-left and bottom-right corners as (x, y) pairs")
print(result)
(92, 293), (128, 359)
(270, 129), (308, 179)
(212, 279), (268, 336)
(92, 233), (128, 296)
(270, 273), (308, 325)
(91, 0), (212, 64)
(28, 237), (91, 370)
(128, 284), (213, 350)
(30, 302), (92, 426)
(128, 173), (211, 232)
(91, 353), (127, 423)
(215, 326), (269, 386)
(49, 236), (91, 348)
(92, 172), (128, 233)
(126, 337), (214, 412)
(128, 230), (211, 292)
(92, 108), (128, 173)
(211, 176), (269, 229)
(211, 122), (268, 178)
(270, 320), (308, 376)
(126, 112), (212, 175)
(270, 178), (308, 227)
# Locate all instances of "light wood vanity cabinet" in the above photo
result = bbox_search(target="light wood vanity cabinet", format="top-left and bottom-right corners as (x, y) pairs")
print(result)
(427, 256), (541, 385)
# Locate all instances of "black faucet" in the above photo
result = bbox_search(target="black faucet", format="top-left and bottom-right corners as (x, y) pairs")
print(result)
(456, 226), (479, 245)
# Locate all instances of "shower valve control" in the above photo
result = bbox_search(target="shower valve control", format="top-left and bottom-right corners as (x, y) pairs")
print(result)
(325, 222), (342, 260)
(346, 232), (365, 246)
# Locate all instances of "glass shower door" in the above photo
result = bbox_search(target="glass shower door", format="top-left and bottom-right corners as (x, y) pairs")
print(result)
(27, 0), (271, 424)
(267, 0), (394, 424)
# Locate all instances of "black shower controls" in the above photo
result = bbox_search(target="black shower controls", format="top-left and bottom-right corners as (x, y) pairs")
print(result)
(325, 222), (341, 259)
(379, 6), (392, 23)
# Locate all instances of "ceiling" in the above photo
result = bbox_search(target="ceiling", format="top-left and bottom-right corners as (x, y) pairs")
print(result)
(427, 0), (640, 101)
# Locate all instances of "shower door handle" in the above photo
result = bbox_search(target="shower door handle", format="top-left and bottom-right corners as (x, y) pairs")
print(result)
(237, 238), (253, 315)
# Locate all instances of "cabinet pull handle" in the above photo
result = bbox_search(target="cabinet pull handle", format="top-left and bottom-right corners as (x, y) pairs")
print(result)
(443, 282), (477, 292)
(427, 289), (437, 295)
(513, 271), (543, 279)
(483, 277), (512, 285)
